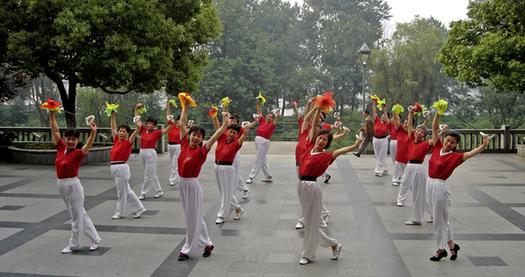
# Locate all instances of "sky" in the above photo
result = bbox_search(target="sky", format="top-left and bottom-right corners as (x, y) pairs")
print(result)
(286, 0), (470, 36)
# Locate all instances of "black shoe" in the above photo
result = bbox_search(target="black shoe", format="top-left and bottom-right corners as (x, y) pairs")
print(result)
(353, 152), (360, 158)
(203, 245), (214, 257)
(178, 253), (190, 261)
(429, 249), (448, 261)
(450, 244), (460, 260)
(324, 174), (331, 184)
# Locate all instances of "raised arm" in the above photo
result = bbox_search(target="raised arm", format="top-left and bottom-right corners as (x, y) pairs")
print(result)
(392, 113), (400, 129)
(161, 122), (173, 134)
(205, 112), (229, 151)
(49, 111), (61, 145)
(128, 127), (138, 143)
(256, 102), (263, 117)
(307, 107), (321, 142)
(332, 137), (363, 159)
(273, 112), (279, 125)
(372, 102), (378, 119)
(292, 101), (299, 120)
(211, 114), (220, 130)
(110, 111), (118, 138)
(407, 108), (415, 135)
(332, 128), (348, 141)
(432, 112), (440, 146)
(301, 103), (318, 133)
(238, 125), (251, 146)
(463, 136), (488, 161)
(382, 107), (390, 124)
(180, 104), (189, 139)
(81, 122), (97, 155)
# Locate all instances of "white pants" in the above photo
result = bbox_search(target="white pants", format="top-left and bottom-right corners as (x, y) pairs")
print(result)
(402, 163), (429, 222)
(179, 177), (213, 256)
(215, 164), (240, 219)
(299, 180), (338, 259)
(139, 148), (161, 195)
(373, 137), (388, 174)
(168, 144), (181, 185)
(393, 161), (406, 184)
(110, 164), (144, 216)
(428, 178), (453, 249)
(249, 136), (272, 179)
(57, 178), (101, 248)
(389, 139), (397, 168)
(296, 173), (330, 224)
(234, 152), (248, 192)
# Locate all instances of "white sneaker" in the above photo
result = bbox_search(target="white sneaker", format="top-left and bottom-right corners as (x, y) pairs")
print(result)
(261, 177), (273, 183)
(138, 194), (146, 200)
(396, 202), (404, 207)
(427, 216), (434, 223)
(299, 257), (311, 265)
(331, 243), (342, 260)
(295, 221), (304, 230)
(245, 178), (253, 184)
(215, 217), (224, 224)
(392, 182), (400, 186)
(89, 240), (100, 251)
(169, 182), (176, 186)
(154, 191), (164, 198)
(405, 220), (421, 225)
(61, 246), (77, 254)
(233, 208), (245, 220)
(375, 172), (383, 177)
(111, 213), (122, 220)
(133, 208), (146, 218)
(242, 190), (249, 199)
(320, 217), (328, 228)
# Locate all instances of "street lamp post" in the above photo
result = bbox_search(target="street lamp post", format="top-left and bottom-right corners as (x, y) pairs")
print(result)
(358, 43), (371, 123)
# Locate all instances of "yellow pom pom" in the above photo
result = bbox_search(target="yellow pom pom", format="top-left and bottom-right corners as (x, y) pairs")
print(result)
(256, 91), (266, 105)
(432, 99), (448, 115)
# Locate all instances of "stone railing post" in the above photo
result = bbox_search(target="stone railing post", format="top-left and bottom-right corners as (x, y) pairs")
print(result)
(501, 125), (511, 153)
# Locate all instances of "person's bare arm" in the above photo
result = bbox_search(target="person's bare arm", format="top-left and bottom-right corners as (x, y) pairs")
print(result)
(180, 104), (189, 139)
(205, 112), (229, 151)
(332, 128), (348, 141)
(238, 125), (251, 146)
(161, 122), (173, 134)
(463, 137), (489, 161)
(110, 112), (118, 138)
(292, 101), (299, 120)
(256, 102), (263, 117)
(372, 102), (378, 119)
(432, 112), (440, 147)
(392, 113), (400, 129)
(301, 103), (318, 133)
(128, 127), (138, 143)
(49, 111), (61, 145)
(81, 122), (97, 155)
(407, 108), (415, 135)
(307, 107), (321, 142)
(211, 115), (220, 130)
(333, 137), (363, 159)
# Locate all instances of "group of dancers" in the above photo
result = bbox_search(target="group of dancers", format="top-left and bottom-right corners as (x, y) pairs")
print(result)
(48, 92), (489, 265)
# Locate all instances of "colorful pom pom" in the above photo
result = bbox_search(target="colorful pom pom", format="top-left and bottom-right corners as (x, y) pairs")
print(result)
(208, 104), (219, 118)
(104, 102), (119, 118)
(168, 99), (178, 108)
(432, 99), (448, 115)
(221, 97), (232, 108)
(135, 104), (147, 115)
(314, 91), (336, 113)
(370, 95), (380, 103)
(377, 98), (386, 111)
(256, 91), (266, 105)
(392, 103), (404, 115)
(178, 92), (197, 108)
(40, 98), (62, 113)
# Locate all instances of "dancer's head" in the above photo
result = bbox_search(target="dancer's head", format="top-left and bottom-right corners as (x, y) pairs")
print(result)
(265, 113), (275, 122)
(363, 110), (370, 118)
(226, 124), (241, 142)
(414, 124), (427, 142)
(145, 117), (158, 131)
(314, 129), (333, 150)
(117, 124), (131, 140)
(443, 130), (461, 152)
(229, 114), (240, 125)
(188, 126), (205, 148)
(64, 128), (80, 150)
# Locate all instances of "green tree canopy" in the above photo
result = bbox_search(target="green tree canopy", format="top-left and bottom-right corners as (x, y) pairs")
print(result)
(0, 0), (221, 126)
(437, 0), (525, 93)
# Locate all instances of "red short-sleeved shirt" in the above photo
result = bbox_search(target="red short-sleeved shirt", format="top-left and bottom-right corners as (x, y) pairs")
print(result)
(167, 122), (181, 144)
(178, 136), (210, 178)
(390, 123), (398, 140)
(407, 133), (431, 162)
(428, 139), (464, 180)
(256, 117), (275, 139)
(395, 125), (409, 164)
(295, 127), (310, 164)
(110, 136), (132, 162)
(299, 140), (334, 177)
(139, 126), (162, 149)
(55, 139), (86, 179)
(374, 116), (389, 137)
(297, 117), (304, 139)
(215, 133), (242, 163)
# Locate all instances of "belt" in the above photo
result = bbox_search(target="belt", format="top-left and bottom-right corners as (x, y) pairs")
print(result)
(168, 142), (180, 145)
(215, 161), (233, 166)
(299, 176), (317, 181)
(110, 161), (126, 165)
(374, 135), (387, 139)
(296, 161), (300, 166)
(409, 160), (423, 164)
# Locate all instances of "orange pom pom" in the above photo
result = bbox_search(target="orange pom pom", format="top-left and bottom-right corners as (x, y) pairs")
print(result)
(207, 105), (219, 117)
(40, 98), (62, 112)
(178, 92), (197, 108)
(314, 91), (336, 113)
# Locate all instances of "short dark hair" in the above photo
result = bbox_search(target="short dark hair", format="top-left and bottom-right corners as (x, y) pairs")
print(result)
(188, 125), (205, 138)
(229, 114), (240, 124)
(444, 130), (461, 144)
(175, 114), (181, 121)
(315, 129), (333, 149)
(64, 128), (80, 138)
(117, 124), (131, 134)
(146, 117), (158, 126)
(364, 110), (370, 115)
(228, 124), (241, 132)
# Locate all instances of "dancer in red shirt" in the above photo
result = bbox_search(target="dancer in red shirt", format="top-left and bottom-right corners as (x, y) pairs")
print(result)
(109, 111), (146, 220)
(297, 106), (362, 265)
(166, 103), (182, 186)
(176, 104), (229, 261)
(246, 101), (279, 184)
(371, 103), (390, 176)
(428, 112), (488, 261)
(49, 111), (101, 254)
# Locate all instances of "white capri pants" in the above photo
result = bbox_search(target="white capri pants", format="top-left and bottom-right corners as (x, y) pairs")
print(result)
(234, 152), (249, 192)
(179, 177), (213, 256)
(296, 176), (330, 225)
(299, 180), (338, 259)
(214, 164), (240, 219)
(168, 144), (181, 185)
(389, 139), (397, 168)
(248, 136), (272, 179)
(110, 164), (144, 216)
(428, 178), (453, 249)
(57, 177), (101, 248)
(402, 163), (429, 222)
(373, 137), (388, 174)
(139, 148), (162, 195)
(393, 161), (406, 184)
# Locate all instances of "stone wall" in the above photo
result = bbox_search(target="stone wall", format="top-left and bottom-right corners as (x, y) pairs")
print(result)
(8, 146), (111, 165)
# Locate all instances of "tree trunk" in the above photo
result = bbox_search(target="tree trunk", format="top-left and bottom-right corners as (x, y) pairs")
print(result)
(45, 70), (77, 127)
